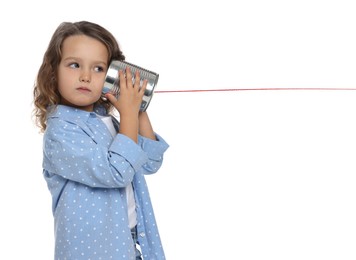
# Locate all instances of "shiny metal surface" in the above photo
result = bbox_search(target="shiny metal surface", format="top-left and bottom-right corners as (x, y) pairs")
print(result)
(102, 60), (159, 111)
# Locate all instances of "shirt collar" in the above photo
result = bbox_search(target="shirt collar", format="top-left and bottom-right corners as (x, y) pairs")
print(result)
(47, 104), (108, 122)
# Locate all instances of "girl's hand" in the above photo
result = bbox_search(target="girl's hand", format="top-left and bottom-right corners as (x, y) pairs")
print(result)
(105, 67), (148, 117)
(105, 67), (148, 143)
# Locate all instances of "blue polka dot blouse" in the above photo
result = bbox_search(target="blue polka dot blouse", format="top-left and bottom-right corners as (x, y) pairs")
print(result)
(42, 105), (169, 259)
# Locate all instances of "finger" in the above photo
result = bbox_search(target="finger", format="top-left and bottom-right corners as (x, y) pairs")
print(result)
(125, 67), (133, 88)
(134, 70), (141, 89)
(140, 79), (148, 94)
(119, 69), (127, 89)
(105, 92), (118, 103)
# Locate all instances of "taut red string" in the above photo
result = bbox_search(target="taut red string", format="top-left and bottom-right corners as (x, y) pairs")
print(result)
(155, 88), (356, 93)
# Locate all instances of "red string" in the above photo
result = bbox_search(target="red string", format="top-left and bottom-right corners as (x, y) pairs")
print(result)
(155, 88), (356, 93)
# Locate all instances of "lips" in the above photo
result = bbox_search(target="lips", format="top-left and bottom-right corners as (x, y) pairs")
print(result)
(77, 86), (91, 92)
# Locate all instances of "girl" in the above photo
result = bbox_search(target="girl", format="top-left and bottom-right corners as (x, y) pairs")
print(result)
(33, 21), (169, 260)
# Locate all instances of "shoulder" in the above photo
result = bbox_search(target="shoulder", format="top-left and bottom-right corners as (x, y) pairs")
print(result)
(45, 105), (95, 140)
(47, 105), (92, 122)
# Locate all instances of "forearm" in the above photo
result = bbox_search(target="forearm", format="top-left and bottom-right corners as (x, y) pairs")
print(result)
(119, 112), (139, 143)
(138, 111), (156, 140)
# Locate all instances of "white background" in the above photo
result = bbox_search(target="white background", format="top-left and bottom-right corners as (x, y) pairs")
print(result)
(1, 0), (356, 259)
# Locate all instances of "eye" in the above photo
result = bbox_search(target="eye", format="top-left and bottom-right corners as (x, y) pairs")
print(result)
(94, 66), (105, 72)
(69, 62), (80, 69)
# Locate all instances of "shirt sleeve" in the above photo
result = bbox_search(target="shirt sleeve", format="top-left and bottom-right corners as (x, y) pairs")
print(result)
(138, 133), (169, 175)
(43, 119), (148, 188)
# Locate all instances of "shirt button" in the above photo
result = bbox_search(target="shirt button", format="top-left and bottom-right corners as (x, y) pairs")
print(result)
(139, 232), (145, 238)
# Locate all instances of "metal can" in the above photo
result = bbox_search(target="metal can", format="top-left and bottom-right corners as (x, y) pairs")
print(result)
(102, 60), (159, 111)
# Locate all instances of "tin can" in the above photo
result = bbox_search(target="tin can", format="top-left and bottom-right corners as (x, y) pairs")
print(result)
(102, 60), (159, 111)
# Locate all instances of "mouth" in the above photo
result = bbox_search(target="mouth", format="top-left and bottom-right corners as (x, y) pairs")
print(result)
(76, 87), (91, 93)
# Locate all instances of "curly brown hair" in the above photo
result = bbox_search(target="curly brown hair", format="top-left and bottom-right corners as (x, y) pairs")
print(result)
(33, 21), (125, 132)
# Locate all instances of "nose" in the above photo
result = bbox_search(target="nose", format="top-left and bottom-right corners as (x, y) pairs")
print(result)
(79, 71), (91, 83)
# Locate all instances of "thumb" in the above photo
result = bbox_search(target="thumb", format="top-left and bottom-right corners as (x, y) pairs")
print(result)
(104, 93), (118, 103)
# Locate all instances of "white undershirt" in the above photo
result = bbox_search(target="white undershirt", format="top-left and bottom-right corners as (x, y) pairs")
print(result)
(97, 114), (137, 229)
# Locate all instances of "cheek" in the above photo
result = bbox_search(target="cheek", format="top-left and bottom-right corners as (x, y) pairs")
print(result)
(57, 77), (70, 94)
(57, 69), (73, 89)
(93, 75), (106, 91)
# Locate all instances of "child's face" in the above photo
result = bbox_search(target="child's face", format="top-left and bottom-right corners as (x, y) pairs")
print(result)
(57, 35), (108, 111)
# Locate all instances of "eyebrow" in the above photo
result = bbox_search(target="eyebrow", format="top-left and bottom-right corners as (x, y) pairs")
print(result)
(62, 57), (107, 66)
